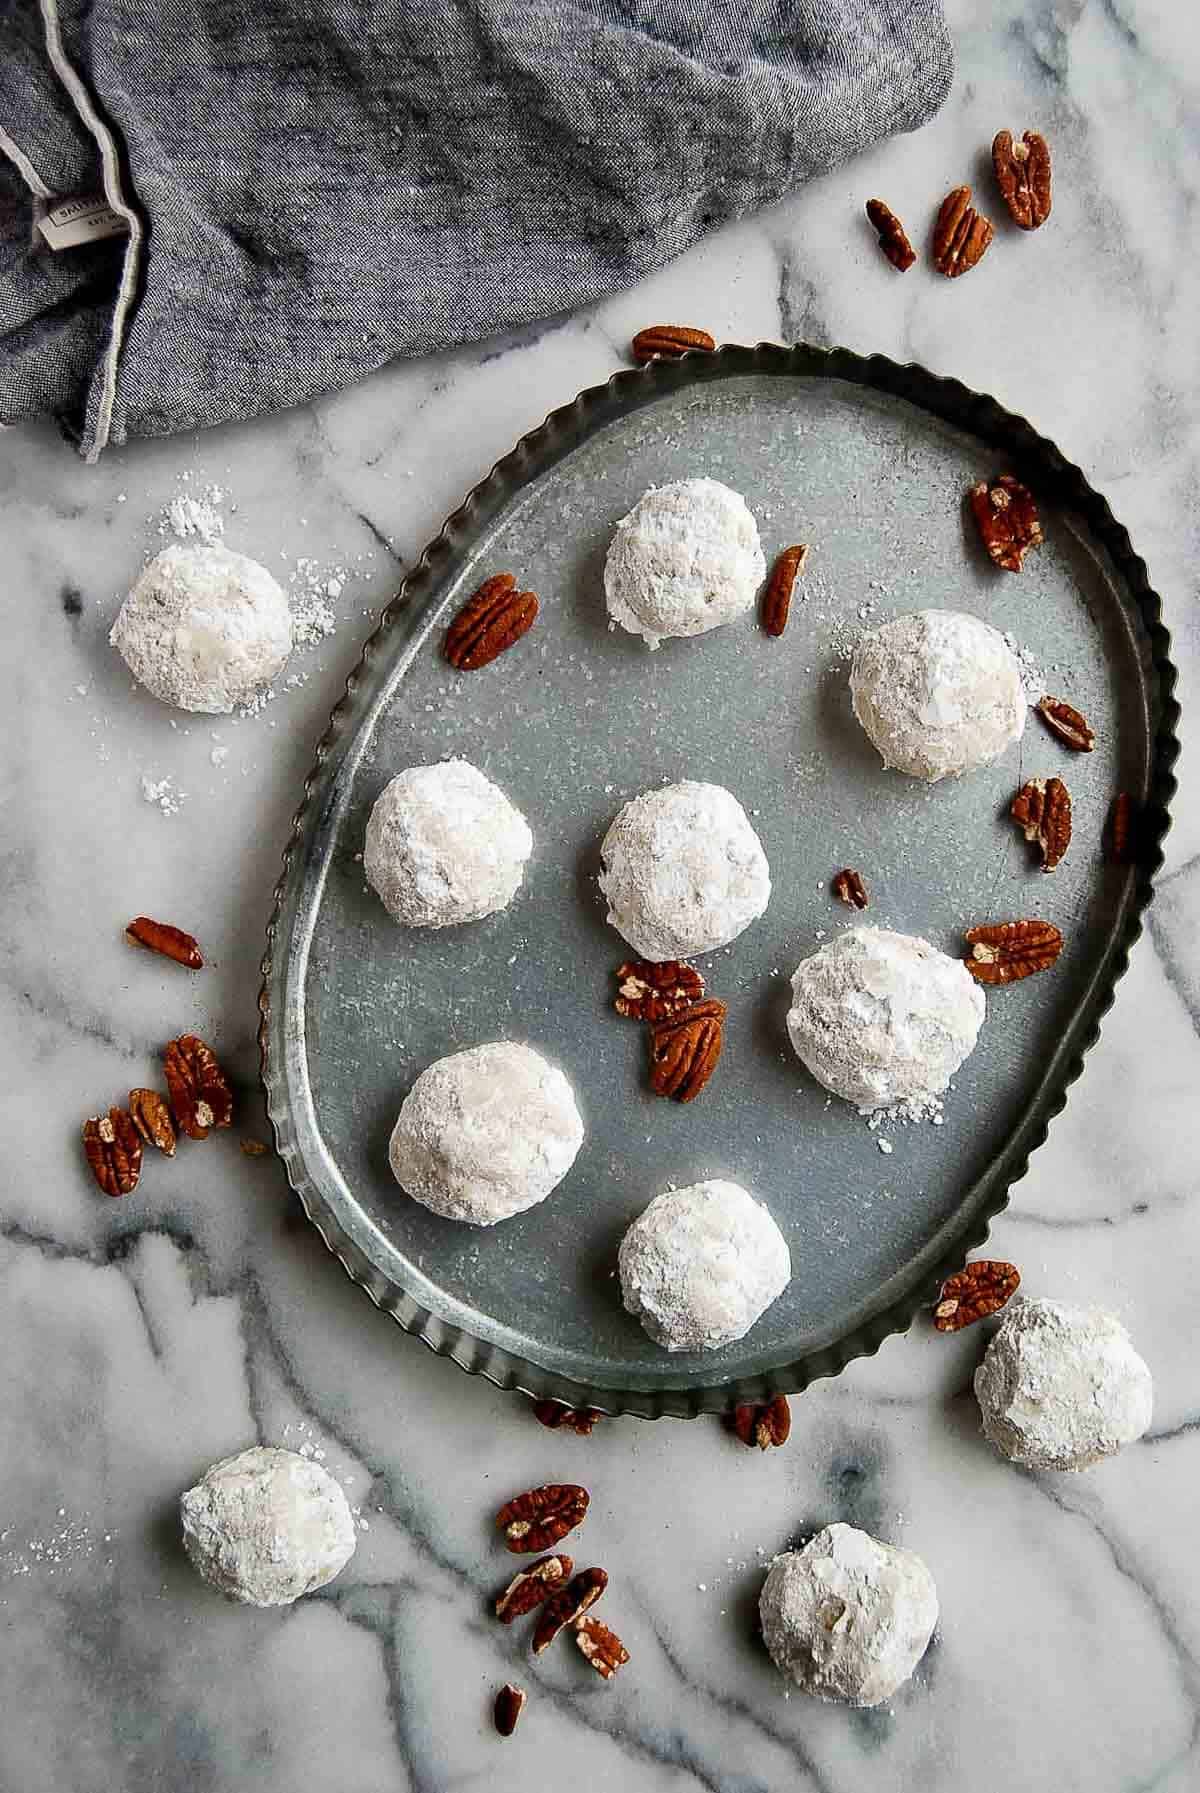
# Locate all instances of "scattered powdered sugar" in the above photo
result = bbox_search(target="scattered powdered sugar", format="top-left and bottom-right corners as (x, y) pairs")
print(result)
(1004, 631), (1045, 704)
(165, 490), (225, 542)
(140, 773), (185, 816)
(288, 558), (341, 648)
(1, 1511), (113, 1580)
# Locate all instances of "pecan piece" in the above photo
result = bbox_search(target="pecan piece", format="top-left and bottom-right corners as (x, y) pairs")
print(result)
(969, 474), (1044, 572)
(934, 1259), (1021, 1331)
(240, 1138), (269, 1156)
(444, 574), (538, 671)
(965, 919), (1063, 985)
(865, 198), (916, 272)
(83, 1108), (143, 1197)
(630, 325), (716, 364)
(1011, 777), (1072, 872)
(832, 868), (869, 910)
(1106, 791), (1139, 865)
(574, 1615), (630, 1681)
(532, 1400), (602, 1435)
(932, 185), (994, 277)
(496, 1484), (589, 1554)
(124, 916), (203, 969)
(493, 1684), (527, 1737)
(163, 1034), (234, 1139)
(128, 1087), (176, 1157)
(614, 959), (705, 1022)
(648, 998), (726, 1103)
(992, 130), (1052, 230)
(531, 1567), (608, 1655)
(727, 1394), (791, 1451)
(1036, 696), (1095, 753)
(495, 1554), (574, 1623)
(761, 544), (809, 637)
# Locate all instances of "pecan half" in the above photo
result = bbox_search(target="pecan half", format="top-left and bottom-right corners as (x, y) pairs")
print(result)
(933, 1259), (1021, 1331)
(1036, 696), (1095, 753)
(494, 1684), (527, 1737)
(1011, 777), (1072, 871)
(125, 916), (204, 969)
(531, 1567), (608, 1655)
(965, 919), (1063, 985)
(648, 998), (726, 1103)
(163, 1034), (234, 1140)
(444, 573), (538, 671)
(761, 544), (809, 637)
(1106, 791), (1138, 865)
(932, 185), (994, 277)
(969, 474), (1044, 572)
(128, 1087), (176, 1157)
(495, 1554), (574, 1623)
(532, 1400), (602, 1436)
(574, 1615), (630, 1681)
(240, 1138), (269, 1157)
(992, 130), (1052, 230)
(614, 959), (705, 1022)
(832, 868), (869, 910)
(630, 325), (716, 364)
(83, 1108), (143, 1197)
(865, 198), (916, 271)
(727, 1394), (791, 1451)
(497, 1484), (589, 1554)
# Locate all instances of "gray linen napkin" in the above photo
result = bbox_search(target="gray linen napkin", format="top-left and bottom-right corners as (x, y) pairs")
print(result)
(1, 0), (952, 458)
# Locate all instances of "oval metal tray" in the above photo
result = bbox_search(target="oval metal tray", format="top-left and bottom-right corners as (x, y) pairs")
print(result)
(259, 344), (1178, 1418)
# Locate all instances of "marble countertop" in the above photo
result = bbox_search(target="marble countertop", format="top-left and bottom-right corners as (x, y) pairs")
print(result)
(4, 4), (1199, 1789)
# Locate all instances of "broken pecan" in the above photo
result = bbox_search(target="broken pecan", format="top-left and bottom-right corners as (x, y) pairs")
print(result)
(495, 1554), (574, 1623)
(932, 185), (994, 277)
(992, 130), (1052, 230)
(444, 573), (538, 671)
(531, 1567), (608, 1655)
(83, 1108), (143, 1197)
(832, 868), (869, 910)
(727, 1394), (791, 1450)
(240, 1138), (268, 1157)
(574, 1615), (630, 1680)
(934, 1259), (1021, 1331)
(1011, 777), (1072, 872)
(128, 1087), (176, 1157)
(965, 919), (1063, 985)
(614, 959), (705, 1022)
(493, 1684), (527, 1737)
(163, 1034), (234, 1140)
(648, 998), (726, 1103)
(630, 325), (716, 363)
(865, 198), (916, 271)
(532, 1400), (602, 1436)
(761, 544), (809, 637)
(1106, 791), (1138, 865)
(125, 916), (204, 969)
(969, 474), (1044, 572)
(1036, 696), (1095, 753)
(497, 1484), (589, 1554)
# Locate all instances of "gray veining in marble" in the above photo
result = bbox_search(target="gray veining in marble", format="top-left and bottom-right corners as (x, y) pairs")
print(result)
(3, 3), (1199, 1789)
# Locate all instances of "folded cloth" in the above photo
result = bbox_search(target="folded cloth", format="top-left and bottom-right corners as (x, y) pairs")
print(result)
(1, 0), (952, 458)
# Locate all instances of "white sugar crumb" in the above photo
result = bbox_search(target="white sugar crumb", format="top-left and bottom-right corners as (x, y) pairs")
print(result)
(140, 774), (185, 816)
(166, 492), (225, 542)
(877, 1138), (894, 1154)
(1004, 632), (1045, 704)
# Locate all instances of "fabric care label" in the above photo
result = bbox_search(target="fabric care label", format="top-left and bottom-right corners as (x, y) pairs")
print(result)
(37, 195), (129, 250)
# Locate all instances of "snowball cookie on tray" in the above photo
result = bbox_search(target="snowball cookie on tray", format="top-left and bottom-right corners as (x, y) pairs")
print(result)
(604, 477), (766, 648)
(787, 926), (984, 1111)
(760, 1523), (938, 1707)
(599, 780), (771, 960)
(850, 609), (1026, 781)
(618, 1179), (790, 1352)
(974, 1296), (1153, 1471)
(110, 541), (292, 713)
(364, 759), (533, 928)
(180, 1446), (356, 1607)
(389, 1041), (584, 1225)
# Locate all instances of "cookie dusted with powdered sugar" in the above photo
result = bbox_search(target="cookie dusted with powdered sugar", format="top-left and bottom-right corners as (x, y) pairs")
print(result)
(850, 609), (1026, 781)
(604, 477), (765, 648)
(180, 1446), (356, 1606)
(364, 759), (532, 928)
(110, 541), (293, 713)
